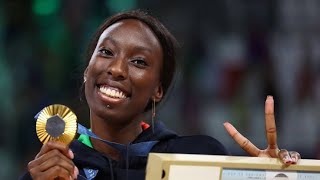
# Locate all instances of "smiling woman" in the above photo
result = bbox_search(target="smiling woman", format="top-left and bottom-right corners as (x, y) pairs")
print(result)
(20, 10), (300, 180)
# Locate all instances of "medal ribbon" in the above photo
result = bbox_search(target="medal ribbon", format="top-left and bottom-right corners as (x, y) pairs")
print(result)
(77, 123), (158, 157)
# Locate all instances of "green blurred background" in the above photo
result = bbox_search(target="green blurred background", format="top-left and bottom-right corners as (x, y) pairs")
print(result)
(1, 0), (320, 178)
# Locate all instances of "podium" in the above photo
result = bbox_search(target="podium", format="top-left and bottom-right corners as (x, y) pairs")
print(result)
(146, 153), (320, 180)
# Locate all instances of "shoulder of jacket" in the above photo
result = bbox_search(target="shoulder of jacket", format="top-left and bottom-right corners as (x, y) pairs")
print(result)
(152, 135), (229, 155)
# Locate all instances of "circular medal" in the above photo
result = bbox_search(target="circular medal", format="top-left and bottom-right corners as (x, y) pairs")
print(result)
(36, 104), (77, 144)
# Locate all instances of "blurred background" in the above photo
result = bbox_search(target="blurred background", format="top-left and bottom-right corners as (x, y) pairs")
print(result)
(1, 0), (320, 178)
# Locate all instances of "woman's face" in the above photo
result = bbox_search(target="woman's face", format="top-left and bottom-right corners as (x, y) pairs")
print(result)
(84, 19), (163, 124)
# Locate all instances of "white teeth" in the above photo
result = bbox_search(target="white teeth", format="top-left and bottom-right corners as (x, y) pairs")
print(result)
(111, 90), (116, 96)
(99, 86), (126, 99)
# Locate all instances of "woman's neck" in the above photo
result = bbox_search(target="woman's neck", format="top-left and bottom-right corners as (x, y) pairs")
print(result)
(90, 114), (143, 160)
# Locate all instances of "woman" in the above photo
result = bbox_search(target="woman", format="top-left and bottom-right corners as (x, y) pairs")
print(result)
(21, 10), (299, 180)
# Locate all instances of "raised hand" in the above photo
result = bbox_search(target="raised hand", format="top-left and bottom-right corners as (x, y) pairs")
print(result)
(223, 96), (300, 165)
(27, 141), (79, 180)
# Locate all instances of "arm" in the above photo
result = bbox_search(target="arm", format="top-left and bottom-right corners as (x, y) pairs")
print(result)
(224, 96), (300, 164)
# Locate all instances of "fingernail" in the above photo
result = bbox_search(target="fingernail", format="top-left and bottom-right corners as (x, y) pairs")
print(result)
(68, 149), (74, 159)
(284, 160), (292, 164)
(284, 157), (292, 164)
(74, 166), (79, 179)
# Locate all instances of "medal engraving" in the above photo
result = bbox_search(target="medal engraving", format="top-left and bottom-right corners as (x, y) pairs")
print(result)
(45, 115), (66, 138)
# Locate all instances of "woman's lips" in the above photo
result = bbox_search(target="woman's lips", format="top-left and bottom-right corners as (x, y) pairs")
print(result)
(98, 85), (127, 99)
(96, 85), (129, 105)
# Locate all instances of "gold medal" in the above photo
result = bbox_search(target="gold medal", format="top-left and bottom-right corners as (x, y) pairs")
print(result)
(36, 104), (77, 144)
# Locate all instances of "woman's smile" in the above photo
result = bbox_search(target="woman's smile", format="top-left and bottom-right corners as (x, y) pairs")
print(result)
(98, 85), (127, 99)
(96, 84), (128, 106)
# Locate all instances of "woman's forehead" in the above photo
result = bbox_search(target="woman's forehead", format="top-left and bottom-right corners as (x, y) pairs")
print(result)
(96, 19), (162, 54)
(100, 20), (158, 43)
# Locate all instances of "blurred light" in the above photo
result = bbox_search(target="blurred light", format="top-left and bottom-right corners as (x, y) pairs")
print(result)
(32, 0), (60, 16)
(106, 0), (136, 13)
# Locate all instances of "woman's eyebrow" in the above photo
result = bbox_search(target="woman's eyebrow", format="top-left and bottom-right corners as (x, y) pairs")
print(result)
(101, 36), (117, 45)
(133, 45), (152, 53)
(102, 36), (152, 53)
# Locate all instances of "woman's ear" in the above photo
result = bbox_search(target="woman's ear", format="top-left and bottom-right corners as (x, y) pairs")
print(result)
(152, 84), (163, 102)
(83, 68), (88, 82)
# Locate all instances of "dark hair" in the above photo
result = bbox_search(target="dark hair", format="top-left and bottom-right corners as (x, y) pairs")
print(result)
(83, 10), (178, 111)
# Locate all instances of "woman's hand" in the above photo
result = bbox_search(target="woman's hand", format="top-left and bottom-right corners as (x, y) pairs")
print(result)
(27, 141), (79, 180)
(223, 96), (301, 165)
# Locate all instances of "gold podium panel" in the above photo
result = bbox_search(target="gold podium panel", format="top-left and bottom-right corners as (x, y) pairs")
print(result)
(146, 153), (320, 180)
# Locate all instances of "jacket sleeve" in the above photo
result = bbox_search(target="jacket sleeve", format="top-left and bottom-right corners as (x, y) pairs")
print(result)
(19, 172), (32, 180)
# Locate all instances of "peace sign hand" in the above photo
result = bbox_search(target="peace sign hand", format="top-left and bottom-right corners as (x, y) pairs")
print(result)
(224, 96), (301, 165)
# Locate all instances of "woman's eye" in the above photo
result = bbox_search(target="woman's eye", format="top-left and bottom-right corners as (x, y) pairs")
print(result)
(98, 48), (113, 56)
(131, 58), (147, 67)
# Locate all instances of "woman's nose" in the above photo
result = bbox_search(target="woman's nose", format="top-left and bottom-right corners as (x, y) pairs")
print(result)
(107, 58), (128, 80)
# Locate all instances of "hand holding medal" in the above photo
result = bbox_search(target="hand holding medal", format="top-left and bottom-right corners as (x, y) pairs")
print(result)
(27, 104), (79, 179)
